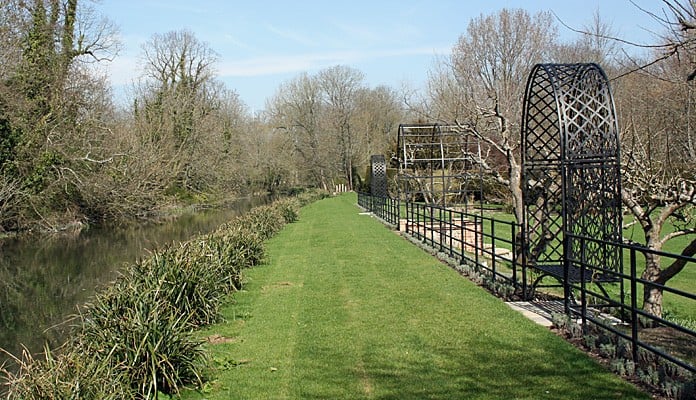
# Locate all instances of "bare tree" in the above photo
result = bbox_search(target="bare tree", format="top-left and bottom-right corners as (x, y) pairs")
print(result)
(614, 62), (696, 319)
(317, 65), (364, 190)
(436, 9), (558, 224)
(553, 10), (619, 70)
(133, 29), (221, 193)
(0, 0), (26, 80)
(589, 1), (696, 319)
(352, 85), (404, 184)
(0, 0), (121, 230)
(267, 72), (332, 189)
(268, 66), (403, 192)
(140, 29), (216, 95)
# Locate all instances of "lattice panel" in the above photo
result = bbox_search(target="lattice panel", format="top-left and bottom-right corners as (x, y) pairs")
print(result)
(521, 63), (622, 276)
(566, 161), (622, 275)
(523, 69), (562, 163)
(524, 166), (564, 265)
(370, 154), (387, 198)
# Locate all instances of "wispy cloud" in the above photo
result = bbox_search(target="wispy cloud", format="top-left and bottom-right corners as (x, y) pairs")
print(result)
(332, 22), (382, 44)
(217, 46), (449, 77)
(223, 34), (255, 51)
(218, 52), (355, 77)
(144, 1), (208, 14)
(264, 23), (318, 47)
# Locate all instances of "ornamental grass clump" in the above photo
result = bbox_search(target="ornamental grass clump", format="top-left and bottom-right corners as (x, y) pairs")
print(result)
(119, 245), (226, 328)
(295, 189), (329, 206)
(1, 344), (133, 400)
(211, 223), (265, 273)
(274, 198), (301, 224)
(239, 204), (285, 240)
(80, 282), (205, 397)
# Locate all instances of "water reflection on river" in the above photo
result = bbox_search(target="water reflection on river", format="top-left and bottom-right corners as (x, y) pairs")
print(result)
(0, 196), (268, 365)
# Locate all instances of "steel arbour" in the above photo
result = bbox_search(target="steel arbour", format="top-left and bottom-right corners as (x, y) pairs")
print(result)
(520, 63), (623, 306)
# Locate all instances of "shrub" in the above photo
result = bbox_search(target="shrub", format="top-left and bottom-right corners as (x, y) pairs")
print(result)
(212, 224), (266, 272)
(295, 189), (330, 206)
(117, 245), (226, 328)
(274, 198), (301, 224)
(237, 205), (285, 240)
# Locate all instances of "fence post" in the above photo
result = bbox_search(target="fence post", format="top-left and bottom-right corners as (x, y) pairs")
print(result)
(460, 215), (465, 265)
(396, 197), (401, 231)
(511, 223), (518, 288)
(491, 219), (497, 282)
(580, 236), (587, 332)
(630, 248), (639, 365)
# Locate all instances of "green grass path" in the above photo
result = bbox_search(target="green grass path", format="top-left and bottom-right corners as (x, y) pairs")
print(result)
(185, 193), (648, 399)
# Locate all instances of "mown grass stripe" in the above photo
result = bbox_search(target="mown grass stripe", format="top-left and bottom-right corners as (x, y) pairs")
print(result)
(186, 193), (649, 400)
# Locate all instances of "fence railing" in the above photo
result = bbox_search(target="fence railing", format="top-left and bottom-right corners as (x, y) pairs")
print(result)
(357, 191), (696, 378)
(566, 233), (696, 376)
(357, 191), (400, 227)
(404, 200), (519, 290)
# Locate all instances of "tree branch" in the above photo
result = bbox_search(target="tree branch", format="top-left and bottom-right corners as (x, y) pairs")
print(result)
(658, 236), (696, 284)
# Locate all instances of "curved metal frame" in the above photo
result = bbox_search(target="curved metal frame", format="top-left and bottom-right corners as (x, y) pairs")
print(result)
(521, 63), (622, 297)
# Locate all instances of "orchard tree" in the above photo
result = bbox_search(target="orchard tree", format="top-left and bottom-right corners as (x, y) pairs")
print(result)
(435, 8), (558, 223)
(609, 0), (696, 319)
(545, 0), (696, 319)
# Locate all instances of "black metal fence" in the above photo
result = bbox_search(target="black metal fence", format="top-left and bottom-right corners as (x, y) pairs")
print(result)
(403, 200), (519, 290)
(357, 191), (400, 227)
(566, 233), (696, 376)
(357, 191), (696, 381)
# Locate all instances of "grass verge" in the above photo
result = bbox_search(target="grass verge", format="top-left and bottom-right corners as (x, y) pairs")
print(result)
(184, 193), (649, 399)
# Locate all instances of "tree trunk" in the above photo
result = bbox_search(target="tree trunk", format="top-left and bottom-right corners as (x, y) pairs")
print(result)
(508, 156), (524, 224)
(641, 252), (663, 321)
(642, 285), (663, 321)
(508, 154), (526, 271)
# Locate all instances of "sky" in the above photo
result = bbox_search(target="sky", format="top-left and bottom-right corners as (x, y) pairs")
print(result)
(97, 0), (668, 113)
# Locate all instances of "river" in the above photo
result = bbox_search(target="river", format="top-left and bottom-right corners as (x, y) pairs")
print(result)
(0, 196), (269, 367)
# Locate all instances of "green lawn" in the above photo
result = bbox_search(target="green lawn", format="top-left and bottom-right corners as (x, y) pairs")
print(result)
(183, 193), (648, 399)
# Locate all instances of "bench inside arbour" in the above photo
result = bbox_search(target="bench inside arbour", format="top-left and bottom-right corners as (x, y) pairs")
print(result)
(529, 264), (620, 300)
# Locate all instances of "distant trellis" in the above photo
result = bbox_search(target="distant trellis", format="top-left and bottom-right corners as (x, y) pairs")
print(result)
(396, 124), (482, 209)
(370, 155), (387, 198)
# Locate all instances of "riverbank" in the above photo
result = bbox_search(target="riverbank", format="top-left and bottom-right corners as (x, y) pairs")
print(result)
(182, 193), (649, 399)
(1, 192), (327, 398)
(0, 195), (275, 368)
(0, 192), (273, 240)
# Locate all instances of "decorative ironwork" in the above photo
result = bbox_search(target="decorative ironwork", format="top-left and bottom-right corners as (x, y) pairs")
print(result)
(521, 63), (622, 292)
(396, 124), (482, 209)
(370, 155), (387, 198)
